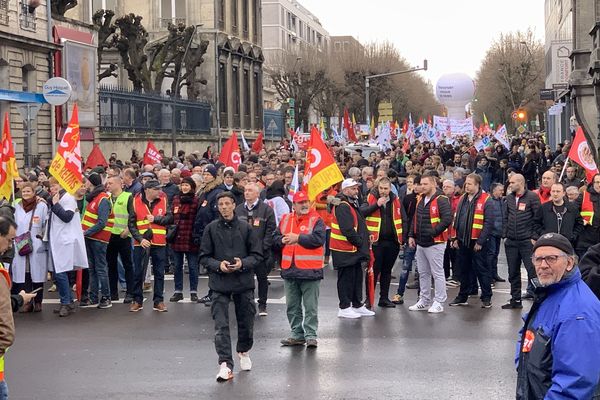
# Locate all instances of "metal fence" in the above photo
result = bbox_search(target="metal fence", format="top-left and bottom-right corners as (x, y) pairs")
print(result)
(99, 86), (211, 134)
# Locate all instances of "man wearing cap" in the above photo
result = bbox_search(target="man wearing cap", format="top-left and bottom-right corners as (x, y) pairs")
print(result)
(515, 233), (600, 399)
(194, 164), (224, 305)
(235, 182), (276, 316)
(80, 173), (114, 309)
(128, 180), (173, 312)
(275, 191), (326, 347)
(330, 178), (373, 319)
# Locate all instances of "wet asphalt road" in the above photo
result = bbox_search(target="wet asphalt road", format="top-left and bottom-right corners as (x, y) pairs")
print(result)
(6, 251), (525, 400)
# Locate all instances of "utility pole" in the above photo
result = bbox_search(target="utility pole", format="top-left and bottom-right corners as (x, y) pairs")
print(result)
(364, 59), (428, 127)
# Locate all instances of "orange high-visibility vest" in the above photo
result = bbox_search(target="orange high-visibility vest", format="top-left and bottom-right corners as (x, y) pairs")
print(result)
(581, 190), (595, 225)
(133, 194), (167, 246)
(279, 211), (324, 269)
(330, 201), (358, 252)
(365, 193), (403, 244)
(314, 188), (337, 228)
(471, 192), (490, 239)
(0, 263), (10, 382)
(415, 195), (449, 243)
(81, 192), (113, 243)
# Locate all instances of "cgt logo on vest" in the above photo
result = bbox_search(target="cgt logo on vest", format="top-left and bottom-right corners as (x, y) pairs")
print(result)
(431, 206), (437, 213)
(522, 330), (535, 353)
(300, 226), (307, 232)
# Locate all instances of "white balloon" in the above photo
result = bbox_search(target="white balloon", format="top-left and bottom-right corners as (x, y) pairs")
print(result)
(435, 73), (475, 107)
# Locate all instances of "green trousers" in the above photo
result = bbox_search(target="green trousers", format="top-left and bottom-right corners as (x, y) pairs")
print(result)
(284, 279), (320, 340)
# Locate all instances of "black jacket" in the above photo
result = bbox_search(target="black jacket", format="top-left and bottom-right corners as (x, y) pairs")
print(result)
(273, 211), (327, 280)
(161, 182), (180, 204)
(453, 190), (496, 247)
(577, 244), (600, 300)
(193, 178), (224, 243)
(575, 185), (600, 250)
(538, 200), (583, 245)
(503, 189), (541, 241)
(408, 190), (452, 247)
(235, 200), (277, 267)
(199, 215), (262, 293)
(330, 193), (370, 268)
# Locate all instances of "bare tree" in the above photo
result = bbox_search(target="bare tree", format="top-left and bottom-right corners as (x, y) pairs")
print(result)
(474, 29), (545, 130)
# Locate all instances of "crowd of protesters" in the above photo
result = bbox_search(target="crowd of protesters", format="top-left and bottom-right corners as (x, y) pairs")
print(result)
(1, 129), (600, 390)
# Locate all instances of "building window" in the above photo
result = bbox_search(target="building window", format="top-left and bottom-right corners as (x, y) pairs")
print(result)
(253, 69), (261, 127)
(90, 0), (117, 21)
(22, 66), (36, 92)
(0, 60), (8, 89)
(232, 0), (238, 33)
(0, 0), (9, 26)
(242, 0), (249, 37)
(160, 0), (186, 28)
(243, 67), (250, 127)
(218, 61), (227, 116)
(232, 64), (240, 127)
(218, 0), (225, 30)
(19, 0), (36, 31)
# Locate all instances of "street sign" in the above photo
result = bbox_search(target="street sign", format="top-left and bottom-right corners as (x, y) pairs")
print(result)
(540, 88), (555, 101)
(267, 119), (278, 130)
(43, 77), (72, 106)
(17, 103), (41, 121)
(511, 111), (518, 119)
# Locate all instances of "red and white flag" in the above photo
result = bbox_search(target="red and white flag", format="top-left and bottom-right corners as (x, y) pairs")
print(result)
(568, 127), (599, 182)
(49, 104), (83, 195)
(143, 140), (162, 165)
(219, 131), (242, 171)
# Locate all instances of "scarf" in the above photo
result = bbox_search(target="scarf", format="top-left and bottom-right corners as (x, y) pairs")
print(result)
(22, 196), (37, 213)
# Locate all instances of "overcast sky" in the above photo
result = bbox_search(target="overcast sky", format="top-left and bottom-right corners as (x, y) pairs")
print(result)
(299, 0), (545, 88)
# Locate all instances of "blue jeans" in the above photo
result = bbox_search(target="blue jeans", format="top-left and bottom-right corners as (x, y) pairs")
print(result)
(0, 380), (8, 400)
(133, 246), (166, 304)
(55, 271), (73, 305)
(86, 239), (110, 302)
(397, 246), (416, 296)
(173, 251), (199, 294)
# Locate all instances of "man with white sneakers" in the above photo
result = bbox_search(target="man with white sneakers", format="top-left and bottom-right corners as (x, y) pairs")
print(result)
(330, 179), (375, 319)
(407, 173), (452, 313)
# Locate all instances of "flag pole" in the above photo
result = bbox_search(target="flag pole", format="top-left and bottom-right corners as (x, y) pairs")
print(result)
(558, 157), (569, 182)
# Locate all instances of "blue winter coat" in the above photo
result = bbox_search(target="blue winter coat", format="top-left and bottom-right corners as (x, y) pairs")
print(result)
(515, 268), (600, 400)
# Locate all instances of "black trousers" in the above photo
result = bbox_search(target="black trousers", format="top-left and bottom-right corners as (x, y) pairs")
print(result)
(457, 243), (493, 301)
(211, 290), (256, 369)
(255, 257), (273, 306)
(337, 263), (363, 309)
(107, 234), (134, 299)
(443, 241), (458, 279)
(505, 238), (536, 301)
(68, 269), (89, 300)
(371, 243), (400, 301)
(11, 272), (44, 304)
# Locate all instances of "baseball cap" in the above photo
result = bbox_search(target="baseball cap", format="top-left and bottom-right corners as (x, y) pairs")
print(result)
(341, 178), (360, 190)
(292, 191), (309, 203)
(143, 180), (163, 190)
(141, 171), (156, 179)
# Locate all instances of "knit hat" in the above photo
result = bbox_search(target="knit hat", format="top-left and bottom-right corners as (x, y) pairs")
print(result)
(180, 169), (192, 178)
(181, 176), (197, 192)
(532, 233), (574, 256)
(204, 165), (218, 178)
(87, 172), (103, 187)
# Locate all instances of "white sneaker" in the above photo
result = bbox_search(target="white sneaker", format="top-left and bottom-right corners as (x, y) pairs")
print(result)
(427, 301), (444, 313)
(408, 300), (430, 311)
(238, 352), (252, 371)
(337, 307), (362, 318)
(216, 362), (233, 382)
(352, 305), (375, 316)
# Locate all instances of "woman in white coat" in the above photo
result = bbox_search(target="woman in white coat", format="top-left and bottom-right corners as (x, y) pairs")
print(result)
(48, 177), (88, 317)
(11, 182), (49, 312)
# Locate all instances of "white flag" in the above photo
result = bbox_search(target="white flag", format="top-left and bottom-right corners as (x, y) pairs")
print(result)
(240, 131), (250, 152)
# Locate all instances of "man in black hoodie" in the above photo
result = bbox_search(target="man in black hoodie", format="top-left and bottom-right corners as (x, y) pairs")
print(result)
(200, 191), (262, 382)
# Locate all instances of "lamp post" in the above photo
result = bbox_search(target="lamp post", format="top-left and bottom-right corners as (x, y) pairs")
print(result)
(364, 59), (427, 127)
(171, 23), (203, 157)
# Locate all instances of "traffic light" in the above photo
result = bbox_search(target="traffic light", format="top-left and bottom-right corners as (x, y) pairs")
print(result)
(489, 122), (494, 129)
(517, 110), (526, 120)
(512, 109), (527, 120)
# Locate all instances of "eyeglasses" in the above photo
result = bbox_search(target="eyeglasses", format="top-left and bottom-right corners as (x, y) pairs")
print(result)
(531, 254), (568, 266)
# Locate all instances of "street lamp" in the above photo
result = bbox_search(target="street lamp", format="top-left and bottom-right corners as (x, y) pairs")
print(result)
(171, 23), (203, 157)
(364, 59), (427, 126)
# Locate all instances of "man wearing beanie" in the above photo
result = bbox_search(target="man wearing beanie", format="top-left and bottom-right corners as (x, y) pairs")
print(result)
(515, 232), (600, 399)
(194, 164), (224, 305)
(81, 173), (113, 309)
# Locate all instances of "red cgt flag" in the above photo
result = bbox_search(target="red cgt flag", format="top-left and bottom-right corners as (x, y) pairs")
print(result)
(143, 140), (162, 165)
(219, 131), (242, 171)
(343, 108), (357, 142)
(304, 126), (343, 201)
(251, 131), (264, 153)
(49, 104), (83, 195)
(568, 127), (599, 182)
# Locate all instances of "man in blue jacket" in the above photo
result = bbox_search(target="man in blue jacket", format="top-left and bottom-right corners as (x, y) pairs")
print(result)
(515, 233), (600, 399)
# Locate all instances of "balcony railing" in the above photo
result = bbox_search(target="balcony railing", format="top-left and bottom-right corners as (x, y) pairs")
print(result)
(99, 86), (211, 135)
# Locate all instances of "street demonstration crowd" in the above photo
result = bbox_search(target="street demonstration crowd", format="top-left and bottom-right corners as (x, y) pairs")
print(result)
(1, 131), (600, 396)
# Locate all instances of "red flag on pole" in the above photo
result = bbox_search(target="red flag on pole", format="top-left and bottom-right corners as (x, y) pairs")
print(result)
(143, 140), (162, 165)
(568, 127), (599, 182)
(49, 104), (83, 195)
(84, 144), (109, 170)
(0, 113), (18, 200)
(343, 108), (357, 142)
(251, 131), (264, 153)
(219, 131), (242, 171)
(303, 126), (343, 200)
